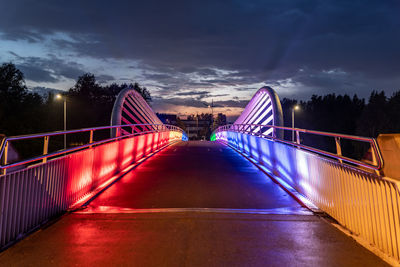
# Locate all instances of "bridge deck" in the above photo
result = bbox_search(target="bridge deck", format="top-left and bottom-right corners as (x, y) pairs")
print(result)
(0, 141), (388, 266)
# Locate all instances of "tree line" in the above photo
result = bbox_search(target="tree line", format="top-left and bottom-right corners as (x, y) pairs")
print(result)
(0, 62), (151, 137)
(1, 61), (399, 156)
(281, 91), (400, 138)
(0, 62), (151, 158)
(280, 91), (400, 158)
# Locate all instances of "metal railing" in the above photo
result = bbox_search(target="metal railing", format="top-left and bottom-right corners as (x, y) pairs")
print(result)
(0, 124), (186, 175)
(0, 123), (185, 250)
(215, 124), (383, 171)
(215, 125), (400, 263)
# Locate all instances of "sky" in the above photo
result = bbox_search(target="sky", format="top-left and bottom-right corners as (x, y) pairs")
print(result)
(0, 0), (399, 120)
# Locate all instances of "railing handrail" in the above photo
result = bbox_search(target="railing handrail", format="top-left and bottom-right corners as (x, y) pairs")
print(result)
(218, 123), (376, 142)
(0, 123), (186, 172)
(215, 123), (383, 171)
(3, 123), (178, 141)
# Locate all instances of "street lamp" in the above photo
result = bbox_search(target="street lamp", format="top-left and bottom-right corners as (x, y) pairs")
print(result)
(292, 104), (300, 142)
(203, 99), (214, 130)
(56, 94), (67, 150)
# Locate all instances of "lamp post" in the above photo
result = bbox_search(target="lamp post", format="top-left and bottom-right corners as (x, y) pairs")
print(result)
(292, 105), (300, 142)
(203, 99), (214, 129)
(56, 94), (67, 150)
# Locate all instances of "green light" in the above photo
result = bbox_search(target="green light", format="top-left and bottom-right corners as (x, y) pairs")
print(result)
(210, 133), (216, 141)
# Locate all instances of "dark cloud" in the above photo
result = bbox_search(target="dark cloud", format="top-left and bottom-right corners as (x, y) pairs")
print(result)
(144, 73), (172, 81)
(175, 91), (210, 96)
(200, 79), (238, 86)
(152, 96), (248, 110)
(97, 74), (115, 83)
(1, 30), (45, 43)
(210, 93), (229, 98)
(19, 64), (58, 83)
(214, 99), (248, 108)
(9, 52), (85, 82)
(0, 0), (399, 99)
(153, 97), (209, 108)
(196, 68), (218, 76)
(185, 82), (215, 87)
(173, 91), (230, 101)
(29, 86), (64, 97)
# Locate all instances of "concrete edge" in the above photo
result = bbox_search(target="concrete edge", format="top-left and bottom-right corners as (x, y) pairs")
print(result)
(328, 220), (400, 267)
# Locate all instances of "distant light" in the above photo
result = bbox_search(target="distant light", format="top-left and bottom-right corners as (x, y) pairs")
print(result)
(294, 105), (300, 110)
(56, 94), (62, 99)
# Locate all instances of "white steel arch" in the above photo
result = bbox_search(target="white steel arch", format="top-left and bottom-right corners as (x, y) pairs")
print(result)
(234, 86), (284, 138)
(111, 88), (163, 137)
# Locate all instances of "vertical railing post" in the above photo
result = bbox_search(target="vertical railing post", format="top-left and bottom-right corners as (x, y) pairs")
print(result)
(335, 137), (343, 163)
(43, 136), (49, 163)
(296, 130), (301, 145)
(116, 127), (121, 137)
(1, 141), (9, 175)
(89, 130), (93, 148)
(370, 140), (381, 176)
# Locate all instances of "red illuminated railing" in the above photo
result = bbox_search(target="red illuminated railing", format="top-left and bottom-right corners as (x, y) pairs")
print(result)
(0, 123), (186, 250)
(214, 124), (383, 171)
(0, 123), (186, 174)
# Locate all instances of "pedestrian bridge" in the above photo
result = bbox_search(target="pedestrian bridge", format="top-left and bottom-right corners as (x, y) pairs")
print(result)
(0, 87), (399, 266)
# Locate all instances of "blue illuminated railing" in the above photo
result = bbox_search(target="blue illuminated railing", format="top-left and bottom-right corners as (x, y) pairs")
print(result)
(215, 123), (400, 263)
(214, 123), (383, 171)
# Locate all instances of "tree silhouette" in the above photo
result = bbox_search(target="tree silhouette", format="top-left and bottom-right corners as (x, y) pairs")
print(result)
(357, 91), (389, 137)
(0, 63), (45, 136)
(67, 73), (152, 130)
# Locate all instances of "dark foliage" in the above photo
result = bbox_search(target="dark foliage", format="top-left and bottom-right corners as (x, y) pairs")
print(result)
(282, 91), (400, 159)
(0, 63), (151, 158)
(67, 73), (151, 129)
(0, 63), (46, 136)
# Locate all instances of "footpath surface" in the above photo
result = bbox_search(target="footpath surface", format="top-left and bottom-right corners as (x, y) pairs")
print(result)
(0, 141), (388, 266)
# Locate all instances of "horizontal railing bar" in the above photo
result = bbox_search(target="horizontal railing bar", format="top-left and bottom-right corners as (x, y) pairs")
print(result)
(266, 133), (378, 170)
(225, 124), (375, 142)
(0, 124), (186, 171)
(5, 123), (173, 141)
(0, 130), (167, 170)
(215, 123), (383, 171)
